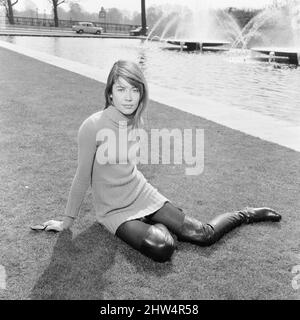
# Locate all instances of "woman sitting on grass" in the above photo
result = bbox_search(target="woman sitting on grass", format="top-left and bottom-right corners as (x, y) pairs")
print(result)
(31, 60), (281, 262)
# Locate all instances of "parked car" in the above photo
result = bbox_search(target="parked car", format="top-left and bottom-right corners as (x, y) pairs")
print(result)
(129, 26), (148, 36)
(72, 22), (103, 35)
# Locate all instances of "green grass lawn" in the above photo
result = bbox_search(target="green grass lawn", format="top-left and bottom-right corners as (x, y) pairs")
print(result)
(0, 47), (299, 300)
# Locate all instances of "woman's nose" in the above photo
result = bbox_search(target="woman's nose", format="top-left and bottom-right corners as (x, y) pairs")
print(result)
(125, 89), (132, 100)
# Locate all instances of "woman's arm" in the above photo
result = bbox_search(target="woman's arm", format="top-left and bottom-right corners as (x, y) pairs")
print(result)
(62, 117), (97, 229)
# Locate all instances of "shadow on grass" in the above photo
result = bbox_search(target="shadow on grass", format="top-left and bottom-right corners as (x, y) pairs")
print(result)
(29, 219), (283, 299)
(30, 223), (118, 300)
(119, 243), (175, 276)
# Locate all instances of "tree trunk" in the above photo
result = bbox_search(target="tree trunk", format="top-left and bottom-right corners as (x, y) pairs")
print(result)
(141, 0), (147, 36)
(53, 4), (58, 27)
(7, 0), (15, 24)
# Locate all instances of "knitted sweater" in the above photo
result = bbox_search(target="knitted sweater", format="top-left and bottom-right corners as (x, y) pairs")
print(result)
(64, 105), (168, 234)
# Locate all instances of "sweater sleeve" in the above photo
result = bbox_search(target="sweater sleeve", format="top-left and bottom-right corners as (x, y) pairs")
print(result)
(64, 117), (97, 218)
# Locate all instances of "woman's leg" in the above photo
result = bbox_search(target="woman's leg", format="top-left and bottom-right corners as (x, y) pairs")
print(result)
(149, 202), (281, 246)
(115, 219), (176, 262)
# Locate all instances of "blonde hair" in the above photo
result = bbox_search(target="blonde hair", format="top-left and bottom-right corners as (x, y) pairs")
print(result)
(104, 60), (149, 128)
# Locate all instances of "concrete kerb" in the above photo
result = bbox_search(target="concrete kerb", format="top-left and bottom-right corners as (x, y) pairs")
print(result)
(0, 39), (299, 153)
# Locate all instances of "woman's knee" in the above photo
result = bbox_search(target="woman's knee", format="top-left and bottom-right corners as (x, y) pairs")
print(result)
(140, 223), (176, 262)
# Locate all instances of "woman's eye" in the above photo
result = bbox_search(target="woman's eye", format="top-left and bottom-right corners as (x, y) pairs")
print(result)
(132, 88), (139, 93)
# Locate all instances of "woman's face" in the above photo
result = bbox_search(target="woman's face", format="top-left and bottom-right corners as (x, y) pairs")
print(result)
(111, 77), (140, 116)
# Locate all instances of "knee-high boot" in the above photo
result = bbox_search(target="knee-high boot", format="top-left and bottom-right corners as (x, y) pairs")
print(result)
(177, 207), (281, 246)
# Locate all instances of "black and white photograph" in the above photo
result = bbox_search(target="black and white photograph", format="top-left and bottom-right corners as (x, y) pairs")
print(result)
(0, 0), (299, 307)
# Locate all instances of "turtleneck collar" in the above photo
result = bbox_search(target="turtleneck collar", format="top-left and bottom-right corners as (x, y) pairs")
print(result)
(104, 105), (135, 127)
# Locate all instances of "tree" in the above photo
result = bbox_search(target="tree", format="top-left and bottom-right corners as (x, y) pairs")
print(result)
(48, 0), (65, 27)
(69, 1), (82, 20)
(131, 11), (141, 25)
(0, 0), (18, 24)
(106, 8), (123, 23)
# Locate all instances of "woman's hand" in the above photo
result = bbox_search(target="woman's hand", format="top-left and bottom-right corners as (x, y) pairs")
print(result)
(31, 220), (64, 232)
(31, 216), (75, 232)
(43, 220), (64, 231)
